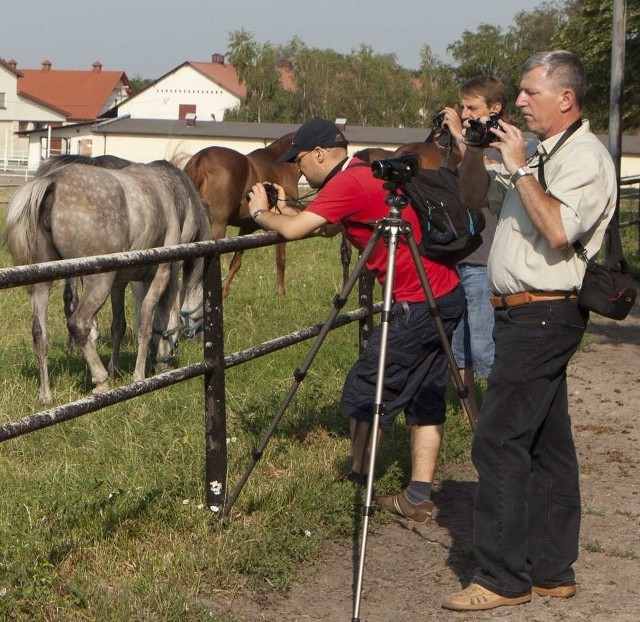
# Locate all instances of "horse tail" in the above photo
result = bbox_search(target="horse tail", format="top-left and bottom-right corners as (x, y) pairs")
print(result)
(183, 152), (208, 195)
(3, 176), (55, 266)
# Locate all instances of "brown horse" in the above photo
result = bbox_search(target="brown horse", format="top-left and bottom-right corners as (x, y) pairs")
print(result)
(184, 133), (301, 298)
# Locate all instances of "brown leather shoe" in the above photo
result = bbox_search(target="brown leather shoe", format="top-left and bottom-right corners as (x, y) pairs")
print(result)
(377, 490), (433, 524)
(442, 583), (531, 611)
(533, 584), (577, 598)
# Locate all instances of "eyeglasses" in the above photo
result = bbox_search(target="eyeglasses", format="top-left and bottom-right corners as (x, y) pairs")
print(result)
(294, 150), (313, 165)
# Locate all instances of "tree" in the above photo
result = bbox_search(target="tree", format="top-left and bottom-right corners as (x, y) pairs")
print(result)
(417, 45), (458, 123)
(225, 30), (292, 122)
(503, 2), (566, 103)
(129, 75), (153, 94)
(285, 42), (347, 121)
(335, 45), (421, 126)
(556, 0), (640, 131)
(446, 24), (512, 83)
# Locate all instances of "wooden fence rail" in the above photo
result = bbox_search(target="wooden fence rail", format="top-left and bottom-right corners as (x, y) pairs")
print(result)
(0, 231), (376, 512)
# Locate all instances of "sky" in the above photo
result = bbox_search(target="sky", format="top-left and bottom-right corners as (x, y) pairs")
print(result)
(1, 0), (543, 79)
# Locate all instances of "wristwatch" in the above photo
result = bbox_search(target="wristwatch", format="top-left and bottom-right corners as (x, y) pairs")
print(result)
(510, 166), (533, 185)
(251, 208), (267, 222)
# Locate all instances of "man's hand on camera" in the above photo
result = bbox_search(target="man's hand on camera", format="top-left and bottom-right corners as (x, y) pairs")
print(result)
(440, 106), (465, 143)
(247, 182), (270, 213)
(490, 120), (527, 175)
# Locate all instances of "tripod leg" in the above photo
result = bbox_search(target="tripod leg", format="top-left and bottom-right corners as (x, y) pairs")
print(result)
(353, 212), (475, 620)
(352, 219), (403, 621)
(222, 230), (382, 518)
(404, 232), (478, 429)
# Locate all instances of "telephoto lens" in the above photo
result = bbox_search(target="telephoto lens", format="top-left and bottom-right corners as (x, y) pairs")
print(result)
(371, 155), (419, 185)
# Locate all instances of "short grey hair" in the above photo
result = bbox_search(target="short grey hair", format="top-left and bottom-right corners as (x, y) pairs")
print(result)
(522, 50), (586, 109)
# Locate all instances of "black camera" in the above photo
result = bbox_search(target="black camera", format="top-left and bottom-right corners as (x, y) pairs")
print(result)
(432, 111), (446, 128)
(371, 155), (419, 185)
(465, 112), (501, 147)
(245, 182), (279, 208)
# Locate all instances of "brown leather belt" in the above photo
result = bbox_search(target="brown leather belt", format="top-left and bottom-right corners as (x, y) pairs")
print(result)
(490, 291), (578, 309)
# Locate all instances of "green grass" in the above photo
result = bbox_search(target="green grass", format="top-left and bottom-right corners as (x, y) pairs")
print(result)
(0, 212), (473, 621)
(0, 192), (637, 620)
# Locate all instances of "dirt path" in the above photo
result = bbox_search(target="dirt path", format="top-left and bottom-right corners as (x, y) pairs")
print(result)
(211, 304), (640, 622)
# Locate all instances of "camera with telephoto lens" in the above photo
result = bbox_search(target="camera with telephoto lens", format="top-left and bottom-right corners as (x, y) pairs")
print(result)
(371, 154), (419, 185)
(465, 112), (501, 147)
(245, 182), (279, 208)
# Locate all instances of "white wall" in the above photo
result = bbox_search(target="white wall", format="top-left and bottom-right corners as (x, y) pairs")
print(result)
(118, 65), (240, 122)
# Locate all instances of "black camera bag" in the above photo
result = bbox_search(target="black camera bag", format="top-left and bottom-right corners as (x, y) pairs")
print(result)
(574, 218), (637, 320)
(402, 167), (486, 264)
(536, 120), (637, 321)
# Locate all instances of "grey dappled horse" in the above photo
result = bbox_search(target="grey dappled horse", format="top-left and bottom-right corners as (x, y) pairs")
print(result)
(4, 160), (210, 404)
(36, 154), (133, 346)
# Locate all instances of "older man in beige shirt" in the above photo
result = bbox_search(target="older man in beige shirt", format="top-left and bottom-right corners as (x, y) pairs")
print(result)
(443, 50), (616, 612)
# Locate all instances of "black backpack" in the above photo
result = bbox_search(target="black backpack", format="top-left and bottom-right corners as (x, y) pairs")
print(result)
(402, 167), (486, 264)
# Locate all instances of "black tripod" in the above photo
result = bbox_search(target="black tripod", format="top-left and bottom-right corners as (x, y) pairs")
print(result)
(223, 181), (478, 620)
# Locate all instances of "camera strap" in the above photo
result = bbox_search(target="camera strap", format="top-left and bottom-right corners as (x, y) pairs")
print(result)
(536, 118), (582, 191)
(535, 118), (624, 269)
(319, 156), (350, 189)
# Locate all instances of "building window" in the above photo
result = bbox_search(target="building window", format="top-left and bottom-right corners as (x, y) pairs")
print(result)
(0, 92), (6, 108)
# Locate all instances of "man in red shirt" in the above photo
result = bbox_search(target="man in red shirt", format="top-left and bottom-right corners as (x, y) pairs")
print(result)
(248, 118), (463, 523)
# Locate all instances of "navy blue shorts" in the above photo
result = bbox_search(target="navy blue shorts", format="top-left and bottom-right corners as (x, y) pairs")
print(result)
(339, 285), (464, 429)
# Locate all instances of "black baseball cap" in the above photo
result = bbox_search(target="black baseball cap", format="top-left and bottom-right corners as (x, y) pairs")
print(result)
(277, 118), (349, 163)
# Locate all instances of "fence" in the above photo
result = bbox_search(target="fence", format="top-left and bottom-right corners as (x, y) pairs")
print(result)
(1, 131), (30, 181)
(0, 232), (376, 511)
(620, 175), (640, 256)
(0, 175), (636, 512)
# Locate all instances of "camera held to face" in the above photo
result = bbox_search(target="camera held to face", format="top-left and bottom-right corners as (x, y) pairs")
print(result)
(432, 111), (446, 129)
(465, 112), (501, 147)
(371, 155), (419, 185)
(245, 183), (279, 208)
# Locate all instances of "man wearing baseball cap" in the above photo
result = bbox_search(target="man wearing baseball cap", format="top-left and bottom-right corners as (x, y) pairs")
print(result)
(277, 117), (350, 165)
(248, 118), (463, 524)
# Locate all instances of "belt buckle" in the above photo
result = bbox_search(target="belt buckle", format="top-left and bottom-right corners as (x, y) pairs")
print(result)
(492, 294), (508, 309)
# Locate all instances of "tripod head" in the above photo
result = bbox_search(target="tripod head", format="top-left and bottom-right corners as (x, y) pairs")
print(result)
(382, 181), (410, 215)
(371, 154), (417, 217)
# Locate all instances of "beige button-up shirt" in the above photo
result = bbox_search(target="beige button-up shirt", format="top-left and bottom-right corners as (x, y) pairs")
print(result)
(486, 120), (617, 295)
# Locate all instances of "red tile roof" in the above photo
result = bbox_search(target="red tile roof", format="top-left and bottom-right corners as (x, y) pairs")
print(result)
(189, 61), (248, 99)
(17, 62), (130, 121)
(187, 59), (296, 99)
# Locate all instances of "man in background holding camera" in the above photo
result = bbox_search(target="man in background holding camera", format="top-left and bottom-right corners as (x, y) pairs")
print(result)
(248, 117), (464, 524)
(436, 76), (506, 415)
(442, 50), (617, 611)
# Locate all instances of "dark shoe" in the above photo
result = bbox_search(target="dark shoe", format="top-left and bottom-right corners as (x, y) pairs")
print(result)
(442, 583), (531, 611)
(377, 490), (433, 524)
(533, 584), (576, 598)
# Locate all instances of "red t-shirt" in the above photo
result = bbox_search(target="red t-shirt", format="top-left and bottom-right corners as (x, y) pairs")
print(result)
(306, 158), (459, 301)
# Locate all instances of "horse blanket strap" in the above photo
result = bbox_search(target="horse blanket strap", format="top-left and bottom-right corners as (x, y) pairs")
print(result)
(490, 290), (577, 309)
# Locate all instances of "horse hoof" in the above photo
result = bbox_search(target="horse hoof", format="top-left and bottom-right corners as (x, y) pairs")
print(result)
(40, 392), (53, 406)
(92, 382), (109, 395)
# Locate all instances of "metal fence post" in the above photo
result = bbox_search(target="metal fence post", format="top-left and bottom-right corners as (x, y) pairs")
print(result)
(203, 252), (227, 512)
(358, 265), (375, 354)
